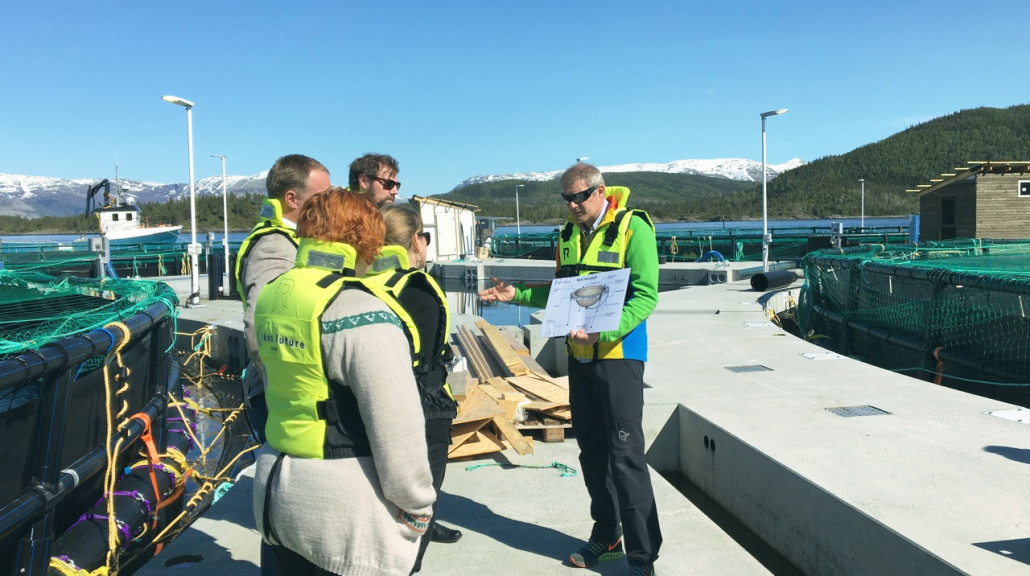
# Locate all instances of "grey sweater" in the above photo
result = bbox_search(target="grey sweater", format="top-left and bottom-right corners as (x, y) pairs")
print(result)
(241, 232), (298, 368)
(252, 286), (436, 576)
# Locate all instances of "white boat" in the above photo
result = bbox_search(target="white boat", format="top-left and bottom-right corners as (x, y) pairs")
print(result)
(85, 178), (182, 246)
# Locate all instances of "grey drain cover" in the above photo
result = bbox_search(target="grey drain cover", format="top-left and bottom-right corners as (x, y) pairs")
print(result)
(726, 365), (773, 373)
(826, 405), (890, 417)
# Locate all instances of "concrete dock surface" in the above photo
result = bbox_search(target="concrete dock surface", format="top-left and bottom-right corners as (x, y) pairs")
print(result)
(139, 261), (1030, 576)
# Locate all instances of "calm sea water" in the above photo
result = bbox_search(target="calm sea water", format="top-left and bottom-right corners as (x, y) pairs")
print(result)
(492, 216), (911, 236)
(1, 217), (910, 245)
(3, 217), (910, 328)
(0, 231), (252, 245)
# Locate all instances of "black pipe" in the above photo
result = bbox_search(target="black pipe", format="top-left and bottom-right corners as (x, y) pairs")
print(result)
(0, 362), (179, 543)
(810, 303), (1028, 384)
(805, 247), (1030, 296)
(750, 270), (798, 292)
(0, 297), (175, 390)
(46, 405), (195, 574)
(812, 304), (929, 354)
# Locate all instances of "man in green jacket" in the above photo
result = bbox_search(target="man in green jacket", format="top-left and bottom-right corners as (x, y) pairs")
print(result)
(480, 162), (662, 576)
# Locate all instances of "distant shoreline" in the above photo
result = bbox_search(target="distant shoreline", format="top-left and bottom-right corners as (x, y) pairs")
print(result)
(3, 217), (912, 245)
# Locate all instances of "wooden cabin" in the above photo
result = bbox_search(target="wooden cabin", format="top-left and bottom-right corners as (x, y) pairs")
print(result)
(907, 161), (1030, 241)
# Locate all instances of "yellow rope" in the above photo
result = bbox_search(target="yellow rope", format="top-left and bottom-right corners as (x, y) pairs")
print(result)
(149, 442), (259, 547)
(162, 446), (192, 476)
(101, 321), (132, 574)
(48, 556), (109, 576)
(156, 345), (256, 541)
(123, 448), (189, 488)
(191, 401), (242, 467)
(175, 326), (213, 389)
(146, 352), (255, 548)
(54, 323), (256, 574)
(168, 396), (205, 464)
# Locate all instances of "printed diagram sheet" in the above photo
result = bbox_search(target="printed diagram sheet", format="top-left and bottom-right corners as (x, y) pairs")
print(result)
(540, 268), (630, 338)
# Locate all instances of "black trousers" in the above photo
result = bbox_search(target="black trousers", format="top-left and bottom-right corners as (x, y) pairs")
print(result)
(272, 543), (333, 576)
(244, 367), (277, 576)
(412, 417), (453, 573)
(568, 358), (662, 566)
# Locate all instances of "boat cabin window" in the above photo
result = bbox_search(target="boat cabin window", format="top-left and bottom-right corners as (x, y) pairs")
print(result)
(127, 213), (133, 221)
(112, 214), (119, 222)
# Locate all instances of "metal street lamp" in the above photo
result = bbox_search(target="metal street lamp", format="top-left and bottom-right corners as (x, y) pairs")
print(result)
(162, 95), (200, 307)
(859, 178), (865, 230)
(514, 184), (525, 235)
(576, 156), (589, 164)
(760, 108), (788, 272)
(212, 154), (230, 296)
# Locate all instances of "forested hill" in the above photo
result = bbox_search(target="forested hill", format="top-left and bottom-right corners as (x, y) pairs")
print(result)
(437, 104), (1030, 223)
(436, 172), (756, 224)
(760, 104), (1030, 220)
(5, 105), (1028, 233)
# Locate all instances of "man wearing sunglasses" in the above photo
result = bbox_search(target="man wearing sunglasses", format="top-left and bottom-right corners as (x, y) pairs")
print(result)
(349, 153), (402, 206)
(479, 163), (662, 576)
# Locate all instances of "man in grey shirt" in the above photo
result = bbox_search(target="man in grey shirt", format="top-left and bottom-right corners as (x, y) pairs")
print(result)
(237, 154), (331, 441)
(236, 154), (330, 576)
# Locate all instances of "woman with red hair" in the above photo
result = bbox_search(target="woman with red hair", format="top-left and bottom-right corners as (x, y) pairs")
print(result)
(252, 188), (435, 576)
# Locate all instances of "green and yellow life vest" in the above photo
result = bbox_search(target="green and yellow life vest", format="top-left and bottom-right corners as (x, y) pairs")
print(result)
(555, 186), (654, 359)
(368, 246), (457, 418)
(255, 238), (405, 459)
(557, 186), (653, 276)
(236, 198), (298, 310)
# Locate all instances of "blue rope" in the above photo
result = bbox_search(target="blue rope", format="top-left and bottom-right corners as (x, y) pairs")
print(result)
(465, 460), (578, 478)
(97, 327), (118, 354)
(213, 481), (234, 504)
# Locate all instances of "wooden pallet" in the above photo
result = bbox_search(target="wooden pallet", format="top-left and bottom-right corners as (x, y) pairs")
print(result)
(517, 419), (571, 443)
(449, 320), (572, 455)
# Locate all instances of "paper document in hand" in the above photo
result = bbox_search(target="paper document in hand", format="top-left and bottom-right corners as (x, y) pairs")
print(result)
(540, 268), (630, 338)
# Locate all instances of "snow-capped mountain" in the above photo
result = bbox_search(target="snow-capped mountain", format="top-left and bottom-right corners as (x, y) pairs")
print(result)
(454, 157), (805, 189)
(0, 172), (268, 219)
(0, 157), (804, 219)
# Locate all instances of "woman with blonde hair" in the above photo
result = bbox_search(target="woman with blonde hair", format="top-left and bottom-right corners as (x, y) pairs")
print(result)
(253, 188), (435, 576)
(371, 204), (460, 573)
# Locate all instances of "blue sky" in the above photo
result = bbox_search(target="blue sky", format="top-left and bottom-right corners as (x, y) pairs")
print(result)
(2, 1), (1027, 196)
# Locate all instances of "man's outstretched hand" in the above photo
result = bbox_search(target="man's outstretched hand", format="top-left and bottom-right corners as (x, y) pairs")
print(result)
(478, 276), (516, 303)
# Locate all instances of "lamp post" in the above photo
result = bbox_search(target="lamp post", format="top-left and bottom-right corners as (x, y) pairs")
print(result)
(576, 156), (589, 164)
(212, 154), (230, 296)
(760, 108), (788, 272)
(162, 95), (200, 307)
(514, 184), (525, 235)
(859, 178), (865, 230)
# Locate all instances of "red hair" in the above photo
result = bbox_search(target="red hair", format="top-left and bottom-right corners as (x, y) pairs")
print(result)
(296, 187), (385, 262)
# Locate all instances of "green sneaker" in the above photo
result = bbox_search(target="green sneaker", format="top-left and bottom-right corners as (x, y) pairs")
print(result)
(569, 537), (625, 568)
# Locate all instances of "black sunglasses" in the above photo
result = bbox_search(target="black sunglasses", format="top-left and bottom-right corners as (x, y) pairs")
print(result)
(561, 186), (597, 204)
(418, 231), (431, 246)
(372, 176), (401, 191)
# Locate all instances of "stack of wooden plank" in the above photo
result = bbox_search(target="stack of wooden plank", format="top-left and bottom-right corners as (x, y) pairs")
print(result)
(447, 320), (573, 460)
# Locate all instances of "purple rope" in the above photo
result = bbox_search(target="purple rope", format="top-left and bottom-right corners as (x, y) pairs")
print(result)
(87, 513), (133, 545)
(55, 555), (80, 570)
(110, 490), (154, 517)
(126, 462), (177, 489)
